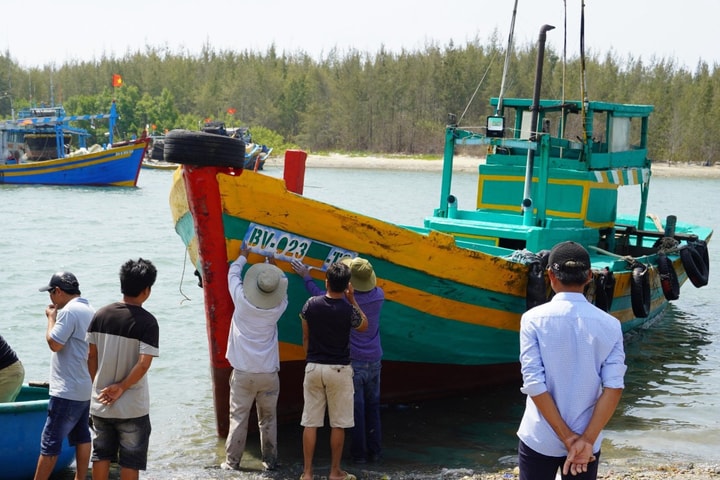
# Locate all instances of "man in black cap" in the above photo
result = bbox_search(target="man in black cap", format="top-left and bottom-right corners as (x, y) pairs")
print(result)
(516, 241), (626, 480)
(35, 271), (95, 480)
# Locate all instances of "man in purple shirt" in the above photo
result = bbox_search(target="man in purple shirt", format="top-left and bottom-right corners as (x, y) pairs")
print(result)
(292, 257), (384, 464)
(517, 241), (626, 480)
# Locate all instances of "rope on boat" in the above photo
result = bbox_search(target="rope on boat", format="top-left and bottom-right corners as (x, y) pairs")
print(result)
(458, 52), (497, 126)
(495, 0), (519, 115)
(178, 247), (193, 304)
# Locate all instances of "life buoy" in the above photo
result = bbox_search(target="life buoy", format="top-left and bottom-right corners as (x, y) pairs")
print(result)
(593, 268), (615, 312)
(656, 252), (680, 300)
(630, 264), (651, 318)
(679, 242), (709, 288)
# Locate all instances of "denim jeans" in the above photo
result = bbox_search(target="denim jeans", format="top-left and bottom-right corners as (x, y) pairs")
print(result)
(350, 360), (382, 461)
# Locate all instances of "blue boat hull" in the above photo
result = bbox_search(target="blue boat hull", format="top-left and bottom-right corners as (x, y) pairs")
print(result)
(0, 139), (149, 187)
(0, 385), (75, 480)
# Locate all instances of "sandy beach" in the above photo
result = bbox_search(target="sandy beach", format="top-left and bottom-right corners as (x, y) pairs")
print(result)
(271, 153), (720, 178)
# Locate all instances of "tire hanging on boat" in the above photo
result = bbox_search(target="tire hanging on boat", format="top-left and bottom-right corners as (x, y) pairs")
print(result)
(526, 260), (548, 310)
(679, 241), (709, 288)
(592, 268), (615, 312)
(630, 263), (651, 318)
(525, 250), (550, 310)
(163, 129), (245, 168)
(656, 252), (680, 300)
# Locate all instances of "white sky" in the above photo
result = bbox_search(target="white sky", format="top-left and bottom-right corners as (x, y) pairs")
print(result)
(2, 0), (717, 71)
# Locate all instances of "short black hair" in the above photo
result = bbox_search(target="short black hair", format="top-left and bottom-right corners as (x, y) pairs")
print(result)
(326, 262), (351, 293)
(552, 268), (590, 286)
(120, 258), (157, 297)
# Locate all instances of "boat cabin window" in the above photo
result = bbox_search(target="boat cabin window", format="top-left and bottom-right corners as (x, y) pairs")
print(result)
(520, 110), (533, 139)
(610, 117), (631, 152)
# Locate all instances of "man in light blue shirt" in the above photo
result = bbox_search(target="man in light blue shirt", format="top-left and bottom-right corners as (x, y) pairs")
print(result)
(35, 271), (95, 480)
(517, 241), (626, 480)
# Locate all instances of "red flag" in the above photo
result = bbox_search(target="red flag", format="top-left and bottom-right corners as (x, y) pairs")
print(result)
(112, 74), (123, 87)
(227, 107), (237, 115)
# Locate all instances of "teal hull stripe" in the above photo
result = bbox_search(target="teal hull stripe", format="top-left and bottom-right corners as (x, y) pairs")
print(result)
(281, 280), (520, 365)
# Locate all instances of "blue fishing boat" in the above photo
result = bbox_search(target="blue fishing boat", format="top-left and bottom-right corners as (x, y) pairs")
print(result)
(0, 384), (75, 480)
(167, 7), (712, 436)
(0, 101), (149, 187)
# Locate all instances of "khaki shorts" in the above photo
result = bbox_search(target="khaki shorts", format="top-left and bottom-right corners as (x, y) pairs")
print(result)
(301, 363), (354, 428)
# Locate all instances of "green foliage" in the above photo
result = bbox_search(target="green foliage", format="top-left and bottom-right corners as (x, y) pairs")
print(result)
(1, 41), (719, 164)
(249, 125), (298, 155)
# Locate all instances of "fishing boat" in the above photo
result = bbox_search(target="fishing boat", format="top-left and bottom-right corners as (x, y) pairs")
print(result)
(203, 123), (272, 170)
(0, 101), (149, 186)
(167, 15), (712, 436)
(0, 384), (75, 480)
(141, 159), (179, 171)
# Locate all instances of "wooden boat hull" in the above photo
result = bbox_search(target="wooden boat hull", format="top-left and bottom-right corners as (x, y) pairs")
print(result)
(142, 159), (179, 171)
(0, 385), (75, 480)
(0, 138), (148, 187)
(169, 159), (711, 433)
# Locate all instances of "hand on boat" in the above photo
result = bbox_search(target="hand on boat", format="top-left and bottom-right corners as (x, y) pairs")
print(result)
(291, 259), (310, 277)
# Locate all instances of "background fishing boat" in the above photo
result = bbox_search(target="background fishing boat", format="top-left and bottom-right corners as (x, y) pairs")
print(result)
(0, 384), (75, 480)
(0, 101), (149, 187)
(166, 12), (712, 437)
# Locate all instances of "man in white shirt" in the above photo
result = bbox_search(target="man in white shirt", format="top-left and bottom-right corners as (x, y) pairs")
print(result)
(221, 244), (288, 472)
(517, 241), (626, 480)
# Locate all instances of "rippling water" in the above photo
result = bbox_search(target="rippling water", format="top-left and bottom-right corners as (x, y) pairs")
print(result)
(2, 165), (717, 478)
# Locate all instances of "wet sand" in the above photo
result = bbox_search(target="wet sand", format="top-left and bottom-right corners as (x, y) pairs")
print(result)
(268, 153), (720, 178)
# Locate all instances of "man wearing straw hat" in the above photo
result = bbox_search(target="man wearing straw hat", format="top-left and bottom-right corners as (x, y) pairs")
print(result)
(221, 243), (288, 472)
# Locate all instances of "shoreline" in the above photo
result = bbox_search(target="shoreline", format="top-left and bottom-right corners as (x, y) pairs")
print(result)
(266, 153), (720, 178)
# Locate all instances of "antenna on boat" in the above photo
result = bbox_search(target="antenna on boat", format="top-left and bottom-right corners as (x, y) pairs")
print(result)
(580, 0), (589, 144)
(559, 0), (568, 141)
(495, 0), (519, 115)
(521, 24), (555, 223)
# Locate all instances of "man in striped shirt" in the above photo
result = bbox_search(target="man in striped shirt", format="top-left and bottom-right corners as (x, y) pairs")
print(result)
(87, 258), (159, 480)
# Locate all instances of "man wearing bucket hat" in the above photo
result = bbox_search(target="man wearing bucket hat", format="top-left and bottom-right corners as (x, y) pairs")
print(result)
(517, 241), (626, 480)
(35, 271), (95, 480)
(221, 244), (288, 472)
(292, 256), (385, 464)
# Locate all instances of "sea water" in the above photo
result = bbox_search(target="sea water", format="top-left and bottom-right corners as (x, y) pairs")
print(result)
(1, 165), (717, 478)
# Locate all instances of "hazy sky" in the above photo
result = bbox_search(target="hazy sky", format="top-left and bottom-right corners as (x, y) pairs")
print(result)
(2, 0), (716, 70)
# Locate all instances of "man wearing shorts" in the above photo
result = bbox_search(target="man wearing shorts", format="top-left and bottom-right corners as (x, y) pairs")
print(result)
(299, 261), (368, 480)
(87, 258), (159, 480)
(35, 271), (95, 480)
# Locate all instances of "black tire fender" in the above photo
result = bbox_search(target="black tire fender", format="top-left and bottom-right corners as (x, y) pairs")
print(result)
(679, 242), (709, 288)
(593, 268), (615, 312)
(526, 260), (548, 310)
(163, 129), (245, 168)
(656, 252), (680, 300)
(630, 264), (651, 318)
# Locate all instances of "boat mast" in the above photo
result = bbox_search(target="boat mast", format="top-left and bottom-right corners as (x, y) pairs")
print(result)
(521, 24), (555, 225)
(580, 0), (589, 145)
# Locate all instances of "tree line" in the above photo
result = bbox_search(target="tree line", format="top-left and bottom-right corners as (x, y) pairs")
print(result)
(1, 38), (718, 164)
